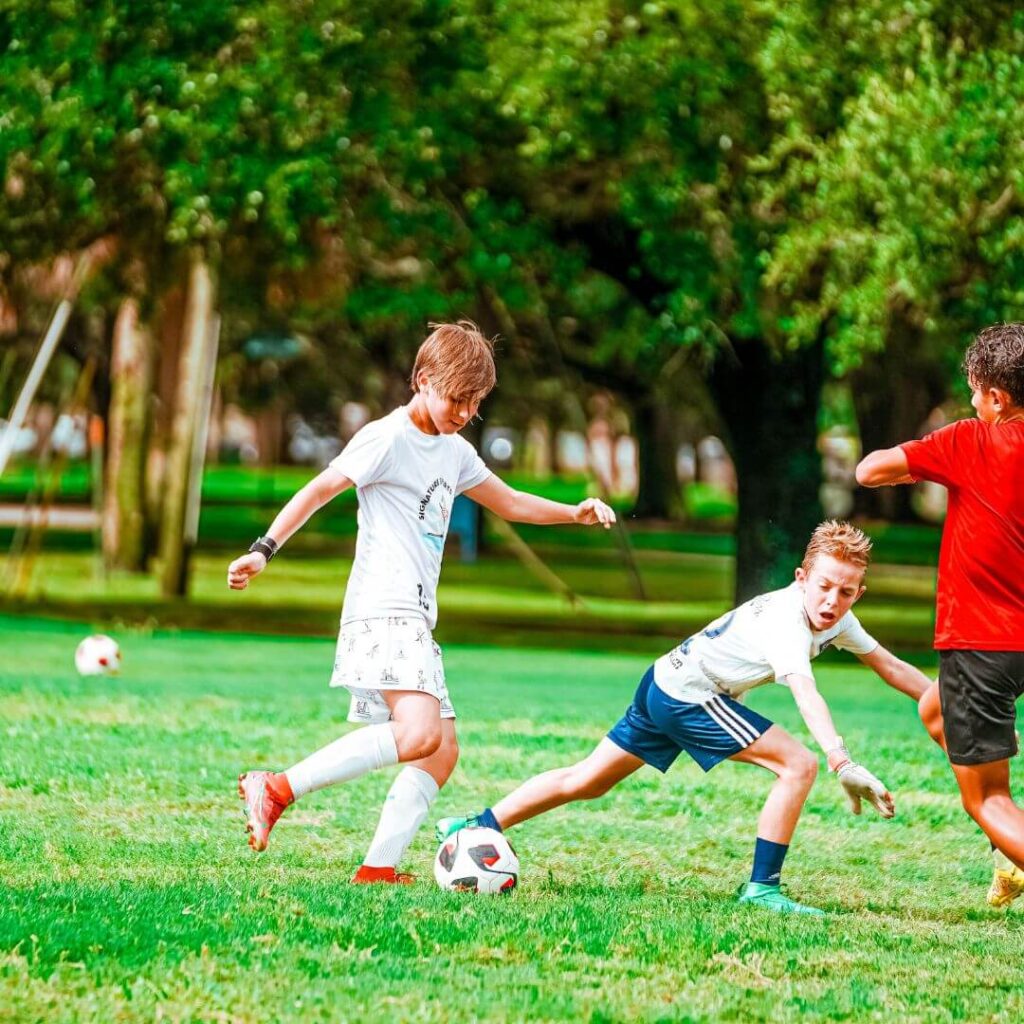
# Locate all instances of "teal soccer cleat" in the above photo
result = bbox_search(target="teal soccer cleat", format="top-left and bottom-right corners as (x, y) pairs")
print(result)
(737, 881), (825, 916)
(434, 814), (478, 844)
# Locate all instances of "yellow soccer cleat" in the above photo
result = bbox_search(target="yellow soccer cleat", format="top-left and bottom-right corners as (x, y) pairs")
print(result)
(987, 849), (1024, 908)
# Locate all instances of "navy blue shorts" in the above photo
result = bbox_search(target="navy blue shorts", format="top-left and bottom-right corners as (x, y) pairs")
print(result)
(607, 667), (775, 773)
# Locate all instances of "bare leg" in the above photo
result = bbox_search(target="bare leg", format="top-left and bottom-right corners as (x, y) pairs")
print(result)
(918, 681), (947, 751)
(918, 681), (1023, 859)
(729, 725), (818, 844)
(384, 689), (444, 762)
(357, 702), (454, 877)
(409, 718), (459, 787)
(491, 738), (644, 829)
(951, 759), (1024, 869)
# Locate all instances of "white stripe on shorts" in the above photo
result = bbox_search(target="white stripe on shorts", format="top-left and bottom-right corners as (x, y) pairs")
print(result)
(705, 696), (760, 746)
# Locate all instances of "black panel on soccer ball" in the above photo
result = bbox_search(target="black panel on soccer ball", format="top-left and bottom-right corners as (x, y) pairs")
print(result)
(468, 844), (500, 869)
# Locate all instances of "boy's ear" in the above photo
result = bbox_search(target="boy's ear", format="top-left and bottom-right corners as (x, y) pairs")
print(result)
(993, 386), (1015, 412)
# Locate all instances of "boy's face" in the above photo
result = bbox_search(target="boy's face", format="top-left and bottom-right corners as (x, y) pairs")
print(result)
(794, 553), (866, 631)
(415, 373), (482, 435)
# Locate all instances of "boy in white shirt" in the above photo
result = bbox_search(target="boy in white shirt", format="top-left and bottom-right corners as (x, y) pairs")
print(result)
(228, 321), (615, 883)
(437, 521), (933, 913)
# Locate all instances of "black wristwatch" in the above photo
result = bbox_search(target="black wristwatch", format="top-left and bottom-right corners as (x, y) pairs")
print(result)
(248, 536), (279, 562)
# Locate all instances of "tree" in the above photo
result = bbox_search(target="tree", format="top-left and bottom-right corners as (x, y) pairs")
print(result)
(1, 0), (490, 585)
(103, 291), (153, 570)
(760, 6), (1024, 521)
(426, 0), (825, 596)
(450, 0), (1024, 593)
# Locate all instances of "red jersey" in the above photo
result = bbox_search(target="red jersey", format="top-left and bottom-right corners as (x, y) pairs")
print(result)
(902, 418), (1024, 650)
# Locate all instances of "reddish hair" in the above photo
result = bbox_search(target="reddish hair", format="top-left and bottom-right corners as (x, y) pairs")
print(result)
(801, 520), (872, 574)
(410, 320), (497, 400)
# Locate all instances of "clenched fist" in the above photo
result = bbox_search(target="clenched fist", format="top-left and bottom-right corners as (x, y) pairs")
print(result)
(574, 498), (616, 529)
(227, 552), (267, 590)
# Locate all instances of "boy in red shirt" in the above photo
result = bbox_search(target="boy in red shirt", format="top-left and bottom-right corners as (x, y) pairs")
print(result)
(857, 322), (1024, 906)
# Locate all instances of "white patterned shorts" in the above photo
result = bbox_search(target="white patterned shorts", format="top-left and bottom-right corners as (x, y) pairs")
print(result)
(331, 616), (456, 724)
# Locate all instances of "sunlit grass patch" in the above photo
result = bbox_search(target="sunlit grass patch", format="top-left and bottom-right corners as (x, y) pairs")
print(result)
(1, 614), (1022, 1023)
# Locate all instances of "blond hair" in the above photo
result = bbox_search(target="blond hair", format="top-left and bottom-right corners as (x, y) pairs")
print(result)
(801, 520), (872, 574)
(410, 320), (497, 400)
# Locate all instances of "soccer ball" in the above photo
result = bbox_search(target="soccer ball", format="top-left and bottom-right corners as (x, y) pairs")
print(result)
(74, 634), (121, 676)
(434, 827), (519, 894)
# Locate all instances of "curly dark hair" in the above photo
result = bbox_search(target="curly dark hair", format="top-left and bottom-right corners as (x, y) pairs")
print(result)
(963, 323), (1024, 407)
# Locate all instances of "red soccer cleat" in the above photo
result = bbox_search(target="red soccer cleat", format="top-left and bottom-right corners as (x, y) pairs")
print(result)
(238, 771), (292, 852)
(351, 865), (416, 885)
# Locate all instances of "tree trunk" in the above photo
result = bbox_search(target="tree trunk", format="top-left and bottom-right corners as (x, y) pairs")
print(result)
(103, 297), (153, 571)
(850, 318), (949, 521)
(630, 391), (682, 519)
(710, 338), (825, 603)
(159, 256), (217, 597)
(146, 285), (186, 553)
(256, 402), (285, 466)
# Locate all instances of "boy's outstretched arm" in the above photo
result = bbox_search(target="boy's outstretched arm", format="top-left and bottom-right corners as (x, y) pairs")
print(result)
(856, 644), (931, 700)
(464, 474), (616, 528)
(786, 673), (845, 759)
(787, 673), (895, 817)
(227, 467), (353, 590)
(855, 446), (916, 487)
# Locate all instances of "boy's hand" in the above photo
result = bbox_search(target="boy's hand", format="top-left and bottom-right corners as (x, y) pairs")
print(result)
(835, 762), (895, 818)
(227, 552), (267, 590)
(573, 498), (616, 529)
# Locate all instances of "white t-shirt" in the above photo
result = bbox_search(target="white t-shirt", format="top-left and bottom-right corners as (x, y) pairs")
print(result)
(329, 407), (491, 628)
(653, 581), (878, 703)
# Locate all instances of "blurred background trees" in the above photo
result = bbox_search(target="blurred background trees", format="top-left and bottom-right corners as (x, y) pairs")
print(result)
(2, 0), (1023, 602)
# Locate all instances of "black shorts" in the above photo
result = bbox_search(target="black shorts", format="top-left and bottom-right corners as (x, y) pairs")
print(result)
(939, 650), (1024, 766)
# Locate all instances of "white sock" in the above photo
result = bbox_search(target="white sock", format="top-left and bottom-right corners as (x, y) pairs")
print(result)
(362, 766), (440, 868)
(285, 724), (398, 800)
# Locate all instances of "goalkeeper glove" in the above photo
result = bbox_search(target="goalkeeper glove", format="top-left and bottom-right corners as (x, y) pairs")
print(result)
(827, 740), (895, 819)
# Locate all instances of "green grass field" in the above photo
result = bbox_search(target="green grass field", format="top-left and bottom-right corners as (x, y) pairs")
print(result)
(2, 614), (1022, 1023)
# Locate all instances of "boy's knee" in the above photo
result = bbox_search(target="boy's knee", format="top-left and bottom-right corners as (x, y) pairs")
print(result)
(960, 790), (983, 821)
(918, 691), (936, 725)
(396, 722), (443, 761)
(918, 686), (945, 739)
(784, 749), (818, 787)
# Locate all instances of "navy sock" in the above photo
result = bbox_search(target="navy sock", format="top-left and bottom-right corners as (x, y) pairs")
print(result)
(750, 837), (789, 886)
(476, 807), (502, 832)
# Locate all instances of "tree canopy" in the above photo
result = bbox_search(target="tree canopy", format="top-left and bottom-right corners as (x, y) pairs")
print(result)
(3, 1), (1024, 597)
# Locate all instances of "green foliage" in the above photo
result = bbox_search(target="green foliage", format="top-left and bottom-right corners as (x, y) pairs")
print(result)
(5, 1), (1022, 363)
(3, 615), (1024, 1022)
(6, 1), (1024, 551)
(0, 1), (483, 301)
(761, 5), (1024, 373)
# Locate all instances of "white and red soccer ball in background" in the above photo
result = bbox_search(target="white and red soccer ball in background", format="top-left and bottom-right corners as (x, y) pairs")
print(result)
(74, 634), (121, 676)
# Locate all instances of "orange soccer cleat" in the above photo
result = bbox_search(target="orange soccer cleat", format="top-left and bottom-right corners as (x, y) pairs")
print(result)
(238, 771), (292, 852)
(351, 865), (416, 885)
